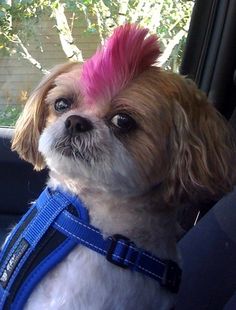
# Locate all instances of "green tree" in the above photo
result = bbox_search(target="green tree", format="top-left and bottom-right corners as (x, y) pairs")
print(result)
(0, 0), (194, 72)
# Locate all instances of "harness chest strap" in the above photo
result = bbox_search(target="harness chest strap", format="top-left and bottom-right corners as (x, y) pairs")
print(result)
(54, 209), (181, 291)
(0, 187), (181, 310)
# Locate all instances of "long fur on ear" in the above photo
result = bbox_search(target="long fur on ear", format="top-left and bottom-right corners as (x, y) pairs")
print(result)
(12, 62), (78, 170)
(163, 74), (236, 203)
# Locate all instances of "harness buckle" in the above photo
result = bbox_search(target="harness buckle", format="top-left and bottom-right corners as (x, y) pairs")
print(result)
(106, 234), (131, 269)
(162, 260), (182, 293)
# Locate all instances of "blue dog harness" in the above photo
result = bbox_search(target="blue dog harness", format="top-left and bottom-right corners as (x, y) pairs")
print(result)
(0, 187), (181, 309)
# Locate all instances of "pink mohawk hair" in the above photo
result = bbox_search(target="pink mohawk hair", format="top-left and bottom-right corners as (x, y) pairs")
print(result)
(80, 24), (161, 104)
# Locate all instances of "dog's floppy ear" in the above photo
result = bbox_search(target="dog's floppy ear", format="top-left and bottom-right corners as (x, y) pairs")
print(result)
(12, 62), (77, 170)
(165, 77), (236, 203)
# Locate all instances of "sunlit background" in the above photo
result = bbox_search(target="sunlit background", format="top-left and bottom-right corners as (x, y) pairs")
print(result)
(0, 0), (195, 126)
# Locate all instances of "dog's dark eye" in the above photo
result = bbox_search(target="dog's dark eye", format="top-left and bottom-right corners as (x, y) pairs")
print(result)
(54, 98), (72, 113)
(110, 113), (136, 132)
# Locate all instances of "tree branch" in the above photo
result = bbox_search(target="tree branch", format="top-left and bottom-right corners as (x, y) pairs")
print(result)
(130, 0), (164, 32)
(13, 35), (49, 74)
(158, 29), (186, 66)
(148, 0), (165, 32)
(117, 0), (129, 25)
(52, 2), (84, 62)
(2, 0), (48, 74)
(94, 0), (116, 44)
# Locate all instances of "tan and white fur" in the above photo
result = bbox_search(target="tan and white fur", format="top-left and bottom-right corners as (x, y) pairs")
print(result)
(11, 57), (236, 309)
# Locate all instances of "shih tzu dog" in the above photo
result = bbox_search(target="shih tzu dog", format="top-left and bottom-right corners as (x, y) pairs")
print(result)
(10, 24), (236, 309)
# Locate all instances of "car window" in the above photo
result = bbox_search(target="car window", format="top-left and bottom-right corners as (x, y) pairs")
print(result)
(0, 0), (195, 127)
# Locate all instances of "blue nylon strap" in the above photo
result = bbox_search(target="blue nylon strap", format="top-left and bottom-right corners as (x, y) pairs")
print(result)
(53, 210), (180, 290)
(24, 187), (88, 247)
(54, 210), (110, 256)
(0, 187), (88, 309)
(12, 238), (78, 310)
(24, 189), (70, 246)
(0, 188), (74, 277)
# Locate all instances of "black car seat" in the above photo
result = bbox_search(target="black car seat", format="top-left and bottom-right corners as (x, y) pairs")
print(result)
(176, 186), (236, 310)
(224, 292), (236, 309)
(0, 129), (47, 247)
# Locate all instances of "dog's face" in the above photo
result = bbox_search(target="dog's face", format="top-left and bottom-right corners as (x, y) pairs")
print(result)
(38, 64), (155, 195)
(12, 25), (236, 203)
(33, 65), (174, 196)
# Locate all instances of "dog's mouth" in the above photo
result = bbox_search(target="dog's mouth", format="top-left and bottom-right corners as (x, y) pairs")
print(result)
(54, 138), (85, 160)
(53, 133), (103, 165)
(58, 144), (74, 157)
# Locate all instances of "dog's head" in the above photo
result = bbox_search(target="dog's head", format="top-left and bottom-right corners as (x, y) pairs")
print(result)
(12, 24), (236, 203)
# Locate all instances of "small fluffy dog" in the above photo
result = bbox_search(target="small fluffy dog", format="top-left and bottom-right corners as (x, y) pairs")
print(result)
(11, 24), (235, 309)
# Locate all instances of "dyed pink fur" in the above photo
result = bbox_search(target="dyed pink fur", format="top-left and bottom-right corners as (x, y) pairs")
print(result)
(80, 24), (161, 104)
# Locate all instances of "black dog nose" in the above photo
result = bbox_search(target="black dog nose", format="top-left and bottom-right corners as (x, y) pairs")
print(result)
(65, 115), (93, 136)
